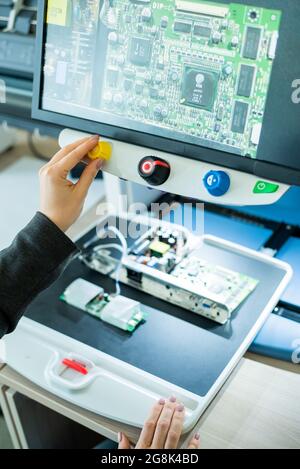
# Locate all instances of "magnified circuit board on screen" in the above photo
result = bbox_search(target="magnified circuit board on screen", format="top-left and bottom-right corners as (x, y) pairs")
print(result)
(44, 0), (282, 158)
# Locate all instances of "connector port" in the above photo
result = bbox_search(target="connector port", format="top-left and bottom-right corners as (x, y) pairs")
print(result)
(127, 268), (143, 285)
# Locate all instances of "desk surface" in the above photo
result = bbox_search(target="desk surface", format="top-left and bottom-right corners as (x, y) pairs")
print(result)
(1, 355), (299, 449)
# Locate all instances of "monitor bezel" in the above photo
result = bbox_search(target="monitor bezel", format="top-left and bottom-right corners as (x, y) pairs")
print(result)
(32, 0), (300, 186)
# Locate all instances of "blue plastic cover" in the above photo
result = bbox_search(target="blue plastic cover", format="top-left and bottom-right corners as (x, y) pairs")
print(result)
(250, 314), (300, 363)
(276, 237), (300, 307)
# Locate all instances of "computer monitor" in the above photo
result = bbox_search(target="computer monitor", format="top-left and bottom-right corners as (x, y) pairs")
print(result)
(32, 0), (300, 205)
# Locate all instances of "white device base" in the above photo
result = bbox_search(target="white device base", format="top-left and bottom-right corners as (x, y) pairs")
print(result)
(59, 128), (289, 206)
(3, 227), (292, 432)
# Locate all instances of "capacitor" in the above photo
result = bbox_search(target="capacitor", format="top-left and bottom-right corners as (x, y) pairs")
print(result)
(108, 31), (118, 44)
(141, 7), (152, 22)
(231, 36), (239, 47)
(212, 31), (222, 44)
(161, 16), (168, 28)
(170, 70), (179, 82)
(168, 237), (176, 247)
(223, 64), (233, 76)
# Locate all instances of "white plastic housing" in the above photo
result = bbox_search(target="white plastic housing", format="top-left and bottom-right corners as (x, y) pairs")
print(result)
(59, 128), (289, 206)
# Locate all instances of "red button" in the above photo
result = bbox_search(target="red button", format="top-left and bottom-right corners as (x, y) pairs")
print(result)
(142, 161), (153, 174)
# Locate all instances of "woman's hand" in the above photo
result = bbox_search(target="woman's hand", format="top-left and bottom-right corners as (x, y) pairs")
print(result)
(118, 397), (200, 450)
(39, 135), (103, 232)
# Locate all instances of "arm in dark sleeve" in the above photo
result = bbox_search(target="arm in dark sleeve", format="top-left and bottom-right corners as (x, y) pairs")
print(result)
(0, 212), (78, 338)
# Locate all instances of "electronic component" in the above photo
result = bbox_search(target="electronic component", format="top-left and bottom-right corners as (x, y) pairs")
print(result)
(212, 31), (222, 44)
(181, 68), (217, 111)
(175, 0), (229, 18)
(174, 21), (192, 33)
(237, 65), (256, 98)
(243, 26), (261, 60)
(171, 256), (258, 322)
(149, 240), (170, 257)
(129, 36), (152, 66)
(251, 123), (262, 146)
(231, 101), (249, 134)
(141, 7), (152, 22)
(268, 31), (279, 60)
(80, 217), (259, 324)
(60, 279), (146, 333)
(160, 16), (168, 28)
(193, 24), (211, 38)
(107, 68), (119, 87)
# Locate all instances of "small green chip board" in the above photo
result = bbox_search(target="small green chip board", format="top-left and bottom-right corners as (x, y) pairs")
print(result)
(99, 0), (282, 158)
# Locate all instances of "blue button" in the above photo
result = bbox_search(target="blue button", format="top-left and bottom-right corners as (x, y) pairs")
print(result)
(203, 170), (231, 197)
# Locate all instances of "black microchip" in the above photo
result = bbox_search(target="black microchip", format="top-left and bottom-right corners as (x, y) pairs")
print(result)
(237, 65), (255, 98)
(243, 27), (261, 60)
(193, 25), (211, 38)
(231, 101), (249, 134)
(174, 21), (192, 33)
(129, 37), (152, 66)
(181, 68), (217, 111)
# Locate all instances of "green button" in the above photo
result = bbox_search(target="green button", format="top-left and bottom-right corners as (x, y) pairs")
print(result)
(253, 180), (279, 194)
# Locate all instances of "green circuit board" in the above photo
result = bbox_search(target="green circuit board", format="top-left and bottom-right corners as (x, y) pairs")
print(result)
(43, 0), (282, 159)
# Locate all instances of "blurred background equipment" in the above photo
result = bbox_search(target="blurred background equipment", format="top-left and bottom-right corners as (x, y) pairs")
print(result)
(0, 0), (60, 136)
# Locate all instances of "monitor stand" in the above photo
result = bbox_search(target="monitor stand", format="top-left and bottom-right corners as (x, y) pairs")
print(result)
(59, 128), (290, 207)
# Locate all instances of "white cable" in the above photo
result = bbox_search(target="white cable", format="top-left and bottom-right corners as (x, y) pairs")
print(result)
(94, 226), (128, 296)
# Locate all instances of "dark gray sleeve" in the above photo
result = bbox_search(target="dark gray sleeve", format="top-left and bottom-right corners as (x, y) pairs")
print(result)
(0, 212), (79, 338)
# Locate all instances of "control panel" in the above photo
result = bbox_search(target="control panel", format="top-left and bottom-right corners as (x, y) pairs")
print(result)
(59, 128), (289, 206)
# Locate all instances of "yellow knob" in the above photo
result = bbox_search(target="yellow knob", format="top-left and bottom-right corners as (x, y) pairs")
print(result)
(88, 141), (112, 161)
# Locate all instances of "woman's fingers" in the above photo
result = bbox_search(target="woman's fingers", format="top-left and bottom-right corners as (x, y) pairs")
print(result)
(75, 158), (104, 198)
(187, 433), (200, 450)
(136, 399), (165, 449)
(151, 397), (177, 448)
(57, 135), (100, 173)
(118, 432), (132, 449)
(47, 136), (91, 166)
(164, 404), (185, 449)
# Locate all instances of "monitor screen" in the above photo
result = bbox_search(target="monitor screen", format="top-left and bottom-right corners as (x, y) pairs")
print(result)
(33, 0), (300, 185)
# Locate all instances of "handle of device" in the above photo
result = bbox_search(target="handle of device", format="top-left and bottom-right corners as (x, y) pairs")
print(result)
(45, 351), (101, 390)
